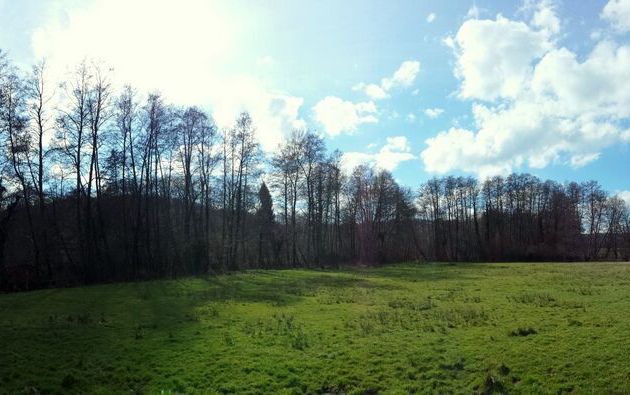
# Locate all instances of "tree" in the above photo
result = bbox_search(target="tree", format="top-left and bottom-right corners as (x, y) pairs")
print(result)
(1, 60), (45, 282)
(25, 60), (54, 280)
(271, 130), (303, 266)
(256, 181), (275, 267)
(195, 111), (218, 272)
(221, 112), (261, 270)
(55, 62), (92, 280)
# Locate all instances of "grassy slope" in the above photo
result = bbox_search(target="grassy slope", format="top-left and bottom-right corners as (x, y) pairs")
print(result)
(1, 263), (630, 394)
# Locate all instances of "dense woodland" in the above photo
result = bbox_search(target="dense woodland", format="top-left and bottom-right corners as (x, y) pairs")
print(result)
(1, 52), (629, 291)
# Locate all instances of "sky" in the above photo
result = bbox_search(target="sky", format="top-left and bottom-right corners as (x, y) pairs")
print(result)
(1, 0), (629, 197)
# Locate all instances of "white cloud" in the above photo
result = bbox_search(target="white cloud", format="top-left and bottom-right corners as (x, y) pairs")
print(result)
(353, 82), (389, 100)
(312, 96), (378, 137)
(422, 128), (478, 174)
(29, 0), (304, 152)
(342, 136), (416, 173)
(531, 0), (561, 35)
(442, 36), (456, 49)
(406, 113), (416, 122)
(382, 60), (421, 90)
(384, 136), (410, 152)
(314, 61), (419, 135)
(341, 152), (374, 173)
(354, 60), (420, 100)
(531, 41), (630, 119)
(602, 0), (630, 33)
(467, 5), (481, 19)
(570, 152), (600, 168)
(365, 84), (389, 99)
(426, 13), (436, 23)
(447, 13), (554, 101)
(375, 136), (416, 171)
(421, 3), (630, 177)
(617, 190), (630, 206)
(424, 108), (444, 119)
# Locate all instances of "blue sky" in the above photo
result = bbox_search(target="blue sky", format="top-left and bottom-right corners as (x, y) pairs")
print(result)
(1, 0), (629, 195)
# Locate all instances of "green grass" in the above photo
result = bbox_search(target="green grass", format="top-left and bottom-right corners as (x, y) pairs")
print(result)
(2, 262), (630, 394)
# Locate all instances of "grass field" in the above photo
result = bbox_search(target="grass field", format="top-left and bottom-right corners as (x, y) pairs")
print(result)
(2, 262), (630, 394)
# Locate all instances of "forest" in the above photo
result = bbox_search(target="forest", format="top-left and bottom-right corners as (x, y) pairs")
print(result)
(1, 51), (629, 292)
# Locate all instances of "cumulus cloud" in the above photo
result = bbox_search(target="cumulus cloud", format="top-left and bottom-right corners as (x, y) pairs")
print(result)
(338, 60), (421, 133)
(353, 83), (389, 100)
(421, 1), (630, 177)
(449, 15), (552, 101)
(602, 0), (630, 33)
(618, 190), (630, 206)
(342, 136), (416, 173)
(354, 60), (420, 100)
(29, 0), (304, 152)
(426, 13), (436, 23)
(312, 96), (378, 137)
(467, 5), (481, 19)
(424, 108), (444, 119)
(530, 0), (561, 35)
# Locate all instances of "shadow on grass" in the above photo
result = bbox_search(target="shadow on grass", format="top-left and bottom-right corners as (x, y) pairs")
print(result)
(200, 270), (401, 306)
(0, 263), (481, 392)
(0, 279), (218, 393)
(333, 262), (484, 283)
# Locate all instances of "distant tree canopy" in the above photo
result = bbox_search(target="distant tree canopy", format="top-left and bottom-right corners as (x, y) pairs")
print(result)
(1, 53), (629, 291)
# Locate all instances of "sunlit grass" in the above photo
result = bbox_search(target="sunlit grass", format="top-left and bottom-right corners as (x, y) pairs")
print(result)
(2, 262), (630, 393)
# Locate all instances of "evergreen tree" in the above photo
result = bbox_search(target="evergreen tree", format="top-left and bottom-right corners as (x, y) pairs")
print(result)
(257, 182), (275, 267)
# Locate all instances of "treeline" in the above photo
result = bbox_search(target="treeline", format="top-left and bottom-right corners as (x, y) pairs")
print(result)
(417, 176), (629, 262)
(1, 53), (629, 291)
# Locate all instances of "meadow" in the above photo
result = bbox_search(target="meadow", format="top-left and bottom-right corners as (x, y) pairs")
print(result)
(1, 262), (630, 394)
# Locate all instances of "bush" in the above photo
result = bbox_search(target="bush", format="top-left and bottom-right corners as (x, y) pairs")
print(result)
(61, 373), (77, 389)
(508, 327), (537, 337)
